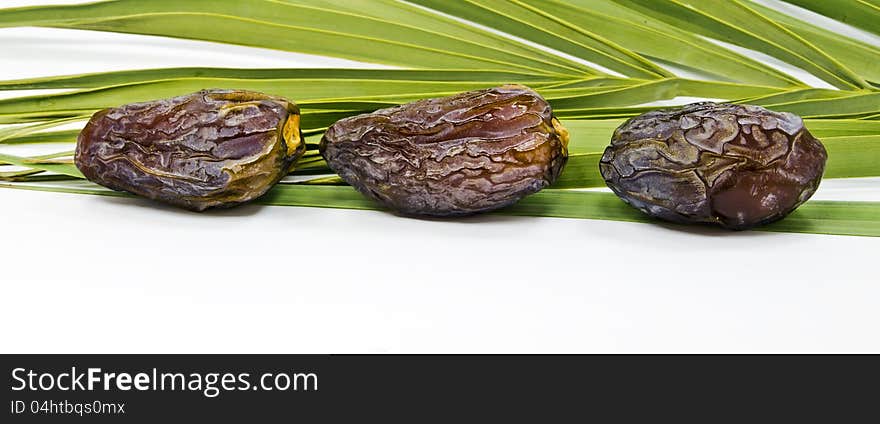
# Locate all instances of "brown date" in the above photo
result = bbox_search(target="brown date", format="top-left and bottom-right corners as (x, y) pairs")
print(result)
(75, 89), (304, 211)
(599, 102), (827, 230)
(319, 85), (569, 216)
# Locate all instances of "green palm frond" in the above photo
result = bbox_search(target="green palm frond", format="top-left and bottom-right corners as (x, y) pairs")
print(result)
(786, 0), (880, 37)
(0, 0), (878, 236)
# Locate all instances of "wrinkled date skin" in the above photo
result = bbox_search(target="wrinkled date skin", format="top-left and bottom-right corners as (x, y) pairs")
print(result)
(320, 85), (569, 216)
(600, 102), (827, 230)
(75, 89), (304, 211)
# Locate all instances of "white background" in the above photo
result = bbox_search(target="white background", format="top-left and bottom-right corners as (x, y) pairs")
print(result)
(1, 0), (878, 353)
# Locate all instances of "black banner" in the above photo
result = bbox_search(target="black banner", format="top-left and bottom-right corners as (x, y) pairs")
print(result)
(2, 355), (877, 421)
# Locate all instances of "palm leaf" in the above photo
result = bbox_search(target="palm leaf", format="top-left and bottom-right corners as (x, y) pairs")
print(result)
(0, 152), (82, 178)
(612, 0), (871, 89)
(786, 0), (880, 37)
(413, 0), (803, 87)
(0, 68), (569, 91)
(0, 76), (782, 125)
(2, 180), (879, 237)
(408, 0), (672, 79)
(748, 1), (880, 84)
(765, 93), (880, 118)
(0, 0), (593, 76)
(0, 0), (878, 236)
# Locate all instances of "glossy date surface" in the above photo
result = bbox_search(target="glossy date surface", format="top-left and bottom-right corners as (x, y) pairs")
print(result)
(75, 89), (304, 211)
(600, 102), (827, 229)
(320, 85), (569, 216)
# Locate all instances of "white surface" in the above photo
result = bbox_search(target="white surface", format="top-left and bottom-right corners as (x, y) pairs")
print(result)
(1, 1), (879, 353)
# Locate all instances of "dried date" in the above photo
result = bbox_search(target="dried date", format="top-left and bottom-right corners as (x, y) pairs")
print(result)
(75, 89), (304, 211)
(319, 85), (569, 216)
(599, 102), (827, 229)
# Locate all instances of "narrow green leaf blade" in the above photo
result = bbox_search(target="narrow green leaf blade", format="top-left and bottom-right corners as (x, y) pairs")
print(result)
(766, 93), (880, 118)
(531, 0), (803, 87)
(748, 1), (880, 85)
(0, 0), (591, 76)
(2, 181), (878, 237)
(409, 0), (671, 79)
(786, 0), (880, 37)
(0, 68), (567, 91)
(0, 152), (83, 177)
(612, 0), (871, 89)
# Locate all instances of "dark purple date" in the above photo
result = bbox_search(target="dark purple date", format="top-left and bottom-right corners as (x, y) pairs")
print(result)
(75, 89), (304, 210)
(600, 102), (827, 229)
(320, 85), (569, 216)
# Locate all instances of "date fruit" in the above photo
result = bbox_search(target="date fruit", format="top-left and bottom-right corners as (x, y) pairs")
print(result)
(319, 85), (569, 216)
(600, 102), (827, 230)
(75, 89), (304, 211)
